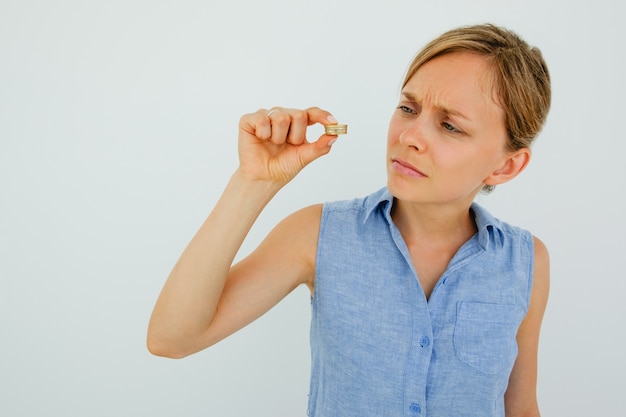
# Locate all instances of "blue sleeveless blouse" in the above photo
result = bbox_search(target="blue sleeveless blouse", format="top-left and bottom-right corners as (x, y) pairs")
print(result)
(308, 187), (534, 417)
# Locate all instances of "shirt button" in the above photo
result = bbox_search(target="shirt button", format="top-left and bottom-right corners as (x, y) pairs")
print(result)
(409, 403), (422, 413)
(420, 336), (430, 347)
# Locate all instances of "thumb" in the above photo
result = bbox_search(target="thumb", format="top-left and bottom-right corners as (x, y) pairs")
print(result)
(298, 134), (338, 167)
(297, 107), (343, 166)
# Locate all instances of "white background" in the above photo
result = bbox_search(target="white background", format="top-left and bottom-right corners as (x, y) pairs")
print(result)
(1, 0), (624, 416)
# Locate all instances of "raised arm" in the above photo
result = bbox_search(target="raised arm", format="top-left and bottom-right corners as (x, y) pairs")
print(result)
(147, 107), (339, 358)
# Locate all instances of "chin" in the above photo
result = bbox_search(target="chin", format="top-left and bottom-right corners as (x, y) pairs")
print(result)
(386, 175), (419, 202)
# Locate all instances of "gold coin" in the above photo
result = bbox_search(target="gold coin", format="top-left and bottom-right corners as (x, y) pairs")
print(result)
(325, 124), (348, 135)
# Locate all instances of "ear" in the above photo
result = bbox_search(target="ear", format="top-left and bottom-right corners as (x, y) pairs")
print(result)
(483, 148), (531, 187)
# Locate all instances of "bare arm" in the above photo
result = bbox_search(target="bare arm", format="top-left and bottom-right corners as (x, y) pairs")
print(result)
(147, 107), (339, 358)
(504, 236), (550, 417)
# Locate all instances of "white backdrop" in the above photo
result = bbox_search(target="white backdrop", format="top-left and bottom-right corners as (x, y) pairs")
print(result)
(2, 1), (624, 416)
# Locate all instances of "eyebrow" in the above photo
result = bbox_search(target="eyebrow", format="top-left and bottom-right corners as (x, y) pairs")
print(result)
(401, 91), (471, 121)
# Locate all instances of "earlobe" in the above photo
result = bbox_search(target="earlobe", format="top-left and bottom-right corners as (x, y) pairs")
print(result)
(484, 148), (531, 187)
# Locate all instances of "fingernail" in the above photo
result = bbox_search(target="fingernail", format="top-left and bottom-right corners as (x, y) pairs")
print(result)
(326, 115), (338, 124)
(328, 138), (338, 146)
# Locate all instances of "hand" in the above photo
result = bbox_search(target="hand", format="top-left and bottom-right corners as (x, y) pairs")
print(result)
(236, 106), (339, 185)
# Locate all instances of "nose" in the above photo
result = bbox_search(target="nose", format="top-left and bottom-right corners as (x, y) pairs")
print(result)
(398, 116), (429, 152)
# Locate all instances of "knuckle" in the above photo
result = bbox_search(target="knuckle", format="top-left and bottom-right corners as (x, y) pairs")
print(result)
(257, 129), (271, 140)
(292, 111), (308, 124)
(240, 112), (254, 122)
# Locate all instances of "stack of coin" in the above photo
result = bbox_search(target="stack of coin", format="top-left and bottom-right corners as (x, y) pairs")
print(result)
(325, 124), (348, 135)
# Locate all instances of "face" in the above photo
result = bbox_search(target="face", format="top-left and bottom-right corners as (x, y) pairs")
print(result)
(387, 52), (511, 206)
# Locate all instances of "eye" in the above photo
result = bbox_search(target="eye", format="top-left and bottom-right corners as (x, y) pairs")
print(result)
(442, 121), (462, 134)
(397, 105), (416, 114)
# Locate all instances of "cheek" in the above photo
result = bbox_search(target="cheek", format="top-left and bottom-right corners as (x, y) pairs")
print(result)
(433, 144), (485, 178)
(387, 120), (402, 146)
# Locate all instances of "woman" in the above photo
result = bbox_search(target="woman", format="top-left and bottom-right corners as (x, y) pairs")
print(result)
(148, 23), (551, 416)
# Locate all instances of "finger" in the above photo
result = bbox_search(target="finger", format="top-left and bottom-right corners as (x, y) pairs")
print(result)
(267, 108), (291, 145)
(285, 109), (308, 145)
(240, 110), (271, 140)
(296, 133), (337, 167)
(305, 106), (339, 129)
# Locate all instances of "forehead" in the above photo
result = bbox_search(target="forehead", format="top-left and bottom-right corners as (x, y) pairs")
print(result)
(403, 52), (503, 120)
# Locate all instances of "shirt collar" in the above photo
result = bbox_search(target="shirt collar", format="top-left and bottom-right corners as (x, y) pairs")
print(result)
(363, 187), (505, 250)
(470, 202), (505, 250)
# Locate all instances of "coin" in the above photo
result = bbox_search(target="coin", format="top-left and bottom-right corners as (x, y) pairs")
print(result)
(325, 124), (348, 135)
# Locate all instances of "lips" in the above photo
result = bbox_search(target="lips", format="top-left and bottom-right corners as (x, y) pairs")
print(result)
(391, 158), (427, 178)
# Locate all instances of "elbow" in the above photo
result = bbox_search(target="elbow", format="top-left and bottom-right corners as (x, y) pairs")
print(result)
(146, 327), (192, 359)
(146, 326), (215, 359)
(147, 335), (184, 359)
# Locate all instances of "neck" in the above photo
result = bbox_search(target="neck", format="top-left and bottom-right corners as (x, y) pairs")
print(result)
(391, 199), (478, 247)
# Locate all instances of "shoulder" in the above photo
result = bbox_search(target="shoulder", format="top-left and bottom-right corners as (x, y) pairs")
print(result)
(272, 204), (323, 247)
(471, 203), (536, 253)
(515, 235), (550, 335)
(532, 236), (550, 272)
(531, 235), (550, 308)
(272, 203), (325, 256)
(276, 187), (385, 251)
(277, 188), (389, 255)
(321, 187), (391, 222)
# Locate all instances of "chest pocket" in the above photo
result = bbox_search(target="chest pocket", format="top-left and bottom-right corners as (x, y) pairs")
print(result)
(453, 302), (521, 375)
